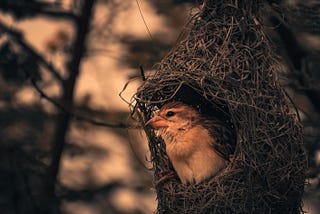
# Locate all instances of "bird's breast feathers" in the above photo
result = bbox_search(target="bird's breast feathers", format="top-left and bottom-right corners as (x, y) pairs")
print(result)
(163, 125), (227, 183)
(147, 102), (229, 184)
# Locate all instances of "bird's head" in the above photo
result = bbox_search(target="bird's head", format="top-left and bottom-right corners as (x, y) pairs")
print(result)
(146, 102), (200, 135)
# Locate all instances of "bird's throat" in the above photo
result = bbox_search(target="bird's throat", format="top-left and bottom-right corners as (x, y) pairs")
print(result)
(158, 129), (177, 145)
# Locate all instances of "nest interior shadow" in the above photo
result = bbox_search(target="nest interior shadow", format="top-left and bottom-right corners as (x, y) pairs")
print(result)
(132, 0), (307, 213)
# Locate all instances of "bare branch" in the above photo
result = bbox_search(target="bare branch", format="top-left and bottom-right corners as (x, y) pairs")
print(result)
(33, 9), (76, 20)
(0, 21), (64, 82)
(29, 78), (138, 129)
(0, 1), (77, 20)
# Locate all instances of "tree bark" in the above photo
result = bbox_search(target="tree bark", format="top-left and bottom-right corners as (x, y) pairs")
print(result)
(45, 1), (96, 213)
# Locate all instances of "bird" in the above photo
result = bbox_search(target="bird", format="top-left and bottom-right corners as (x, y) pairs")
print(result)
(146, 101), (235, 184)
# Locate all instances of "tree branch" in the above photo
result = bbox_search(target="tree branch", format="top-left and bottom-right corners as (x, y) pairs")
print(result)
(46, 2), (96, 212)
(0, 1), (77, 20)
(29, 77), (138, 129)
(0, 21), (64, 82)
(32, 9), (76, 20)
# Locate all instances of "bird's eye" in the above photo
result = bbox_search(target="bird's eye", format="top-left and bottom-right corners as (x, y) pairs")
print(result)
(165, 111), (175, 118)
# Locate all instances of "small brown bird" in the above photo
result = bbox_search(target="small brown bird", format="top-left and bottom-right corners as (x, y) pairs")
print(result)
(146, 102), (235, 184)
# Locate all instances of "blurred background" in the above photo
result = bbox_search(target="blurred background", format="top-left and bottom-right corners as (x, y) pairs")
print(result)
(0, 0), (319, 214)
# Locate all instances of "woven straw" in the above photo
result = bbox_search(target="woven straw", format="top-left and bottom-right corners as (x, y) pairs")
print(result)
(132, 0), (307, 213)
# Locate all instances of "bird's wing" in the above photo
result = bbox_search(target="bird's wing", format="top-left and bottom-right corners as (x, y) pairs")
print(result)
(200, 117), (236, 160)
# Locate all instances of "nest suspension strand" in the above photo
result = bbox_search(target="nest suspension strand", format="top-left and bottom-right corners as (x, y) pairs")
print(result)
(133, 0), (307, 213)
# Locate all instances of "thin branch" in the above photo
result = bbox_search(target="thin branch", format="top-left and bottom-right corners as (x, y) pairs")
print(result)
(0, 21), (64, 82)
(46, 2), (97, 207)
(135, 0), (153, 40)
(140, 65), (146, 81)
(0, 1), (77, 20)
(282, 88), (301, 122)
(29, 78), (139, 129)
(33, 9), (76, 20)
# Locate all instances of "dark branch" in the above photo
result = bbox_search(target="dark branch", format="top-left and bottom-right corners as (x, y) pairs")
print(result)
(140, 65), (146, 81)
(0, 21), (64, 82)
(29, 78), (138, 129)
(0, 1), (76, 20)
(46, 2), (97, 206)
(32, 9), (76, 20)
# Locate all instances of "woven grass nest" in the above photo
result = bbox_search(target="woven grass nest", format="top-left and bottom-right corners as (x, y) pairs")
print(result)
(132, 1), (307, 213)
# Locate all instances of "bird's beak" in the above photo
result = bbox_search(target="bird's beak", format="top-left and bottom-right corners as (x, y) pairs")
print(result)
(145, 116), (168, 129)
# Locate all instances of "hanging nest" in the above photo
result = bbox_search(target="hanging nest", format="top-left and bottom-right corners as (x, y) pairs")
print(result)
(132, 0), (307, 213)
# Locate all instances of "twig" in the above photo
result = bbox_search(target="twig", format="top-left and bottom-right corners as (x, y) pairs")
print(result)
(30, 78), (139, 129)
(0, 21), (64, 82)
(45, 2), (96, 211)
(283, 88), (301, 122)
(135, 0), (153, 40)
(140, 65), (146, 81)
(0, 1), (77, 20)
(33, 9), (76, 20)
